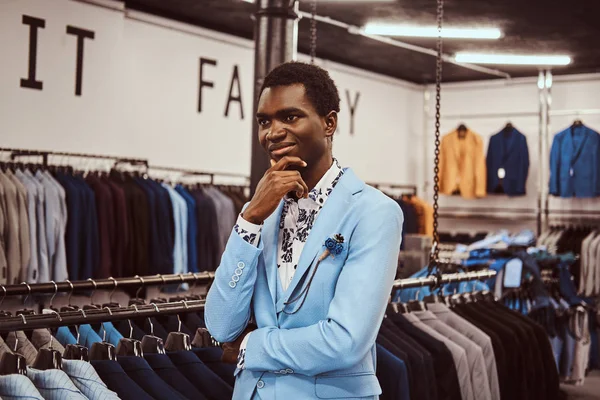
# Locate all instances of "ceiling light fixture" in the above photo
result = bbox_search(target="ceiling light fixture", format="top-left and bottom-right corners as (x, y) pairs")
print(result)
(455, 53), (572, 66)
(362, 23), (502, 39)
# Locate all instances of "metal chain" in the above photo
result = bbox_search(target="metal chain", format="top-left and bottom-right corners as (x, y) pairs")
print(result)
(310, 0), (317, 63)
(430, 0), (444, 267)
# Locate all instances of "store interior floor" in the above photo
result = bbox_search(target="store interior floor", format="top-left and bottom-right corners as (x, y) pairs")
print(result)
(562, 371), (600, 399)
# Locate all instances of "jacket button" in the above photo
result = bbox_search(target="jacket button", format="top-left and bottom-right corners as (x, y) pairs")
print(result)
(238, 262), (245, 269)
(257, 380), (265, 389)
(285, 368), (293, 374)
(228, 281), (236, 288)
(234, 268), (243, 276)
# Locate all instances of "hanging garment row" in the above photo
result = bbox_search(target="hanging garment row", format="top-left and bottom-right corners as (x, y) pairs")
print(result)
(438, 120), (600, 199)
(438, 123), (529, 199)
(0, 299), (235, 400)
(389, 265), (560, 400)
(0, 161), (248, 285)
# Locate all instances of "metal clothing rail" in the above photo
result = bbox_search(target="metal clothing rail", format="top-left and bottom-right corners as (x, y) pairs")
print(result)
(0, 272), (215, 297)
(148, 164), (250, 185)
(0, 300), (205, 332)
(392, 270), (497, 290)
(0, 147), (148, 167)
(368, 182), (417, 195)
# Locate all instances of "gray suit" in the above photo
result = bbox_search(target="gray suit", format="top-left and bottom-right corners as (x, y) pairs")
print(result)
(6, 170), (31, 283)
(0, 171), (23, 284)
(427, 302), (501, 400)
(414, 310), (492, 400)
(402, 312), (474, 400)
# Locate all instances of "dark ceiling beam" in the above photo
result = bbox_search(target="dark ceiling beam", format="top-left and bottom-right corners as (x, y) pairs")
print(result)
(299, 11), (511, 80)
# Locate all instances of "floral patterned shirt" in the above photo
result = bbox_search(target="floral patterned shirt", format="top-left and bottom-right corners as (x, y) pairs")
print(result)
(233, 159), (344, 371)
(234, 158), (344, 290)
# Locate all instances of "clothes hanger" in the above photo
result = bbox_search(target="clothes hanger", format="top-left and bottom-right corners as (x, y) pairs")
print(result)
(0, 285), (10, 318)
(140, 304), (165, 355)
(63, 309), (90, 361)
(116, 307), (143, 357)
(15, 282), (35, 316)
(164, 301), (192, 352)
(150, 275), (168, 304)
(0, 314), (28, 375)
(407, 289), (426, 312)
(102, 278), (121, 309)
(32, 312), (63, 370)
(128, 276), (147, 306)
(89, 308), (116, 361)
(61, 281), (79, 312)
(83, 279), (102, 311)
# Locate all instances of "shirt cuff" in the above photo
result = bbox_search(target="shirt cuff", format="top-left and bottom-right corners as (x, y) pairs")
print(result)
(234, 214), (262, 246)
(237, 332), (252, 370)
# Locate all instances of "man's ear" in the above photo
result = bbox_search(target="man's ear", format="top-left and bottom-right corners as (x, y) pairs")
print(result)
(324, 111), (338, 137)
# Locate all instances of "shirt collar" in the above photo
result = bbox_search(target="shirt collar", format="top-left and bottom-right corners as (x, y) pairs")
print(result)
(285, 158), (343, 207)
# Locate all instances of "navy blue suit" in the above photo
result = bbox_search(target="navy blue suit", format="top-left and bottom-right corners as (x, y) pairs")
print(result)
(91, 360), (153, 400)
(144, 353), (207, 400)
(549, 124), (600, 198)
(118, 356), (187, 400)
(486, 127), (529, 196)
(168, 350), (234, 400)
(193, 347), (236, 387)
(376, 343), (410, 400)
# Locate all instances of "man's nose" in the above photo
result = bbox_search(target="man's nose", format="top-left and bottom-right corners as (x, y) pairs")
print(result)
(267, 122), (287, 141)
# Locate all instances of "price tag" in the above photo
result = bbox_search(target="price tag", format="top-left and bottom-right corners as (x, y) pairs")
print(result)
(498, 168), (506, 179)
(503, 258), (523, 288)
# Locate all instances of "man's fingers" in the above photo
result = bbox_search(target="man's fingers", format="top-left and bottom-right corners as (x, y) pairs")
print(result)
(270, 159), (276, 167)
(270, 156), (307, 171)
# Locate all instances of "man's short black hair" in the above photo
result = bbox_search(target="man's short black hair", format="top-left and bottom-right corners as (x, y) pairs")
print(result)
(260, 62), (341, 117)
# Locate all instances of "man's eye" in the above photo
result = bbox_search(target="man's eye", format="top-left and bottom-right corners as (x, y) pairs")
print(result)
(285, 115), (298, 122)
(258, 119), (269, 126)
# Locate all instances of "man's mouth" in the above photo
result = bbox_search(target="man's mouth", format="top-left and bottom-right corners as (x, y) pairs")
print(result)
(269, 143), (296, 157)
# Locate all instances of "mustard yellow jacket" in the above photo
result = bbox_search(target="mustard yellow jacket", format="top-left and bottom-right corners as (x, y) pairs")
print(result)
(438, 129), (487, 199)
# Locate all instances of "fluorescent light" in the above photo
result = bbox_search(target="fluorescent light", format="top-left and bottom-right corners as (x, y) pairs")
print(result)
(455, 53), (572, 66)
(362, 23), (502, 39)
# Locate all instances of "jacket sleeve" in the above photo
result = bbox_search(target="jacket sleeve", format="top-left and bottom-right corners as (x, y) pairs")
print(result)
(204, 227), (263, 343)
(549, 133), (561, 196)
(243, 200), (403, 376)
(475, 135), (487, 198)
(522, 135), (530, 193)
(485, 135), (494, 193)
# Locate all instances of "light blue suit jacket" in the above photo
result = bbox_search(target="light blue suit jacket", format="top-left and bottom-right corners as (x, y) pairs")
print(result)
(205, 169), (403, 400)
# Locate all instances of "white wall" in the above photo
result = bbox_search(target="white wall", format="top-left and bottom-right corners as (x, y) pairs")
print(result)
(0, 0), (423, 186)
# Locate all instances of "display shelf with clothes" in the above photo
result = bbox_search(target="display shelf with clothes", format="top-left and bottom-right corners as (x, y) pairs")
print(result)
(0, 295), (234, 400)
(0, 147), (250, 284)
(549, 120), (600, 199)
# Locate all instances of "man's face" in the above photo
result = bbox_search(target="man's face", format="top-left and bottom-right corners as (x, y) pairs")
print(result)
(256, 84), (334, 168)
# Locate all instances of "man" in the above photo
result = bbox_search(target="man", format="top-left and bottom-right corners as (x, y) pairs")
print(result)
(205, 61), (403, 399)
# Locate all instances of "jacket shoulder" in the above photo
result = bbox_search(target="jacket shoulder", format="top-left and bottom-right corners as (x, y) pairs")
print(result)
(358, 185), (403, 215)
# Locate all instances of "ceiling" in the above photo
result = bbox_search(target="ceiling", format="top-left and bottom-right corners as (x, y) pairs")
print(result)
(121, 0), (600, 84)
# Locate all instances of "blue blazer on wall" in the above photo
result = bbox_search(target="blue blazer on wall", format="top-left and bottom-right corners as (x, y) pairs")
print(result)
(486, 127), (530, 196)
(204, 169), (403, 400)
(549, 124), (600, 198)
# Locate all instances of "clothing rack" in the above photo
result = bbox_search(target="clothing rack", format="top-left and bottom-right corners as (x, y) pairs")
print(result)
(392, 270), (496, 290)
(148, 164), (249, 185)
(0, 147), (148, 168)
(0, 272), (214, 297)
(368, 182), (417, 196)
(0, 300), (205, 332)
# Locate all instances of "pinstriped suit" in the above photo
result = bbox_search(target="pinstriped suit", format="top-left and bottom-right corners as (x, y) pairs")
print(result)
(62, 359), (120, 399)
(31, 329), (65, 354)
(27, 367), (87, 399)
(0, 374), (44, 400)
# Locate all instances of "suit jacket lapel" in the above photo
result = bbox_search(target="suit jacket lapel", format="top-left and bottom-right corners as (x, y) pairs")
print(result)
(262, 201), (284, 304)
(276, 169), (363, 311)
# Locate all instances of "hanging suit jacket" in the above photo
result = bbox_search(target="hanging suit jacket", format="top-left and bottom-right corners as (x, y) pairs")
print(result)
(438, 129), (487, 199)
(549, 124), (600, 198)
(205, 169), (403, 400)
(486, 128), (529, 196)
